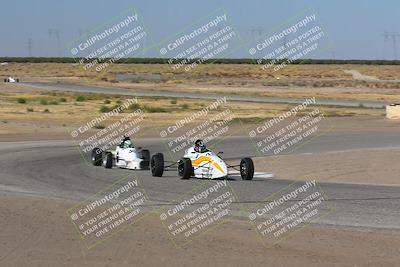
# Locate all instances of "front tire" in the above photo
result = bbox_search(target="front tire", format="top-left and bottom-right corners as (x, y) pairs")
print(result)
(179, 158), (192, 179)
(240, 158), (254, 180)
(91, 147), (103, 166)
(151, 153), (164, 177)
(103, 152), (113, 169)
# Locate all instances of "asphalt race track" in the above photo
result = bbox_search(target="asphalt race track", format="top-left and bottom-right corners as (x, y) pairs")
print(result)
(19, 82), (390, 108)
(1, 133), (400, 230)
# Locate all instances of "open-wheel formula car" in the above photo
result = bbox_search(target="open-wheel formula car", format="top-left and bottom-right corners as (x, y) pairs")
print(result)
(150, 145), (272, 180)
(91, 137), (150, 170)
(4, 76), (19, 83)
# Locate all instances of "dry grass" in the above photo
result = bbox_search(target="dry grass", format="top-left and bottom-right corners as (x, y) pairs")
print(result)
(0, 82), (384, 137)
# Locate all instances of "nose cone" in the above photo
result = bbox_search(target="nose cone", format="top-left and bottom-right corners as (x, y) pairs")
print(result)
(211, 157), (228, 179)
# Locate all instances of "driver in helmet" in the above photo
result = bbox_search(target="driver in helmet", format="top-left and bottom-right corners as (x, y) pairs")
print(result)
(120, 136), (134, 148)
(194, 139), (208, 153)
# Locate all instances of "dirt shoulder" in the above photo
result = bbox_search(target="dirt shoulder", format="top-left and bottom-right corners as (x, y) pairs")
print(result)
(253, 148), (400, 186)
(0, 192), (399, 267)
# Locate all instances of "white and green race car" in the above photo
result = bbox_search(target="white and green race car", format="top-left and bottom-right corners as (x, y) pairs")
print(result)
(91, 137), (150, 170)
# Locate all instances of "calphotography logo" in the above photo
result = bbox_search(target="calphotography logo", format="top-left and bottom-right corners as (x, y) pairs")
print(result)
(70, 98), (146, 164)
(248, 98), (331, 156)
(247, 11), (329, 73)
(67, 176), (149, 249)
(158, 181), (237, 247)
(158, 97), (242, 160)
(158, 9), (238, 72)
(69, 8), (147, 72)
(247, 180), (332, 247)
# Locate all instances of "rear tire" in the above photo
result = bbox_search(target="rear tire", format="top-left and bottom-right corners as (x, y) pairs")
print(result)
(240, 158), (254, 180)
(151, 153), (164, 177)
(179, 158), (192, 179)
(91, 147), (103, 166)
(103, 152), (113, 169)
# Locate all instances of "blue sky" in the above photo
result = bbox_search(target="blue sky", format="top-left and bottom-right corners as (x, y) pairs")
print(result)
(1, 0), (398, 59)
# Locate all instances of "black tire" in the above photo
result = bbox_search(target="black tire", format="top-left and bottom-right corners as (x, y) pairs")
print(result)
(140, 149), (150, 160)
(4, 79), (7, 82)
(103, 152), (113, 169)
(91, 147), (103, 166)
(240, 158), (254, 180)
(151, 153), (164, 177)
(16, 79), (19, 82)
(178, 158), (192, 179)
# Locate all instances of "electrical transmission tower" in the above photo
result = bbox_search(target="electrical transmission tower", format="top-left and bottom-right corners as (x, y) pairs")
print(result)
(27, 38), (33, 57)
(383, 31), (400, 60)
(78, 29), (90, 41)
(282, 35), (287, 52)
(48, 28), (62, 57)
(250, 26), (264, 39)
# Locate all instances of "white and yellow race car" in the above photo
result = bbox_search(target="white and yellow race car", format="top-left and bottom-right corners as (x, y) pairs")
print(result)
(150, 146), (272, 180)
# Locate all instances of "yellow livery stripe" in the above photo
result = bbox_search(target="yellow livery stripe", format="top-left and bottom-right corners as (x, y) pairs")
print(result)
(191, 156), (224, 174)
